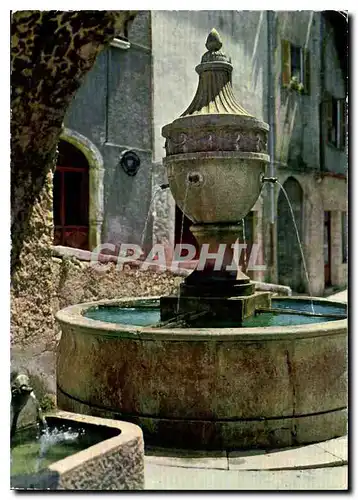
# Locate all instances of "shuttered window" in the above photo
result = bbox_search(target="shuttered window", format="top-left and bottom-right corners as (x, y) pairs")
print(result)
(281, 40), (310, 94)
(323, 95), (346, 149)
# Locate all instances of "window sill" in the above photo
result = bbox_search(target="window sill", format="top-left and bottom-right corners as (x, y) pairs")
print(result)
(281, 85), (309, 97)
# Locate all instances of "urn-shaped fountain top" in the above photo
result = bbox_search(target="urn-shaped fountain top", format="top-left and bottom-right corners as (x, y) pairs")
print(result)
(161, 30), (270, 224)
(180, 28), (252, 117)
(162, 29), (269, 157)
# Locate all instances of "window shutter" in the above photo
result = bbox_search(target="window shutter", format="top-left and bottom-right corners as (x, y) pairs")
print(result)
(325, 98), (333, 143)
(281, 40), (291, 86)
(339, 99), (346, 149)
(303, 48), (310, 94)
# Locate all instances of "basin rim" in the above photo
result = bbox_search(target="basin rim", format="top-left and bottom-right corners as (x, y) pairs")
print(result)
(55, 296), (347, 342)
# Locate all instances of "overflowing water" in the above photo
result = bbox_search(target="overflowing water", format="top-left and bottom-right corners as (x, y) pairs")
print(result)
(36, 426), (83, 472)
(276, 181), (315, 314)
(11, 425), (88, 477)
(10, 422), (116, 478)
(31, 392), (48, 433)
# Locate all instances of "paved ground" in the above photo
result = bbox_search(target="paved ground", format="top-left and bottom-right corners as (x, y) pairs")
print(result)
(145, 464), (348, 490)
(144, 436), (348, 490)
(327, 289), (347, 303)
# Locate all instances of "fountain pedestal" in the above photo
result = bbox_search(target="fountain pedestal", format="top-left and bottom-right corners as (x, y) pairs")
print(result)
(161, 222), (271, 324)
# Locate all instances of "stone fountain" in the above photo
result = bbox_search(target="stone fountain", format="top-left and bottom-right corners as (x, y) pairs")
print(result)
(161, 28), (271, 324)
(56, 30), (347, 450)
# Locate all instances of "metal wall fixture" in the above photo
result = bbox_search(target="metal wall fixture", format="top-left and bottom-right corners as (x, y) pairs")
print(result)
(120, 150), (141, 176)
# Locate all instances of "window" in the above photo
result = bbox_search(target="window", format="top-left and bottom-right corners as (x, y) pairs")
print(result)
(281, 40), (310, 94)
(342, 211), (348, 263)
(324, 96), (346, 150)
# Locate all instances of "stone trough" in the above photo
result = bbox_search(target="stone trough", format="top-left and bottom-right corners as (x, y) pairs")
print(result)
(11, 410), (144, 490)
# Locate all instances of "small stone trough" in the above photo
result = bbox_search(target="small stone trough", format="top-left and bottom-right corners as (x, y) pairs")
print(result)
(11, 410), (144, 491)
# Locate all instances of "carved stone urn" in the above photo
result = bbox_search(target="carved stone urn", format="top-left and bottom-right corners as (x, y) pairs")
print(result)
(161, 29), (271, 323)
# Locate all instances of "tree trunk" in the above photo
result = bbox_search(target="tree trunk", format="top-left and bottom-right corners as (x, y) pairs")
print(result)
(11, 10), (135, 347)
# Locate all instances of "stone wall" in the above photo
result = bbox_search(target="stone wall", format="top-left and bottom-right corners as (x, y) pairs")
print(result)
(274, 11), (321, 170)
(272, 171), (347, 296)
(64, 11), (154, 252)
(261, 12), (347, 292)
(322, 16), (347, 175)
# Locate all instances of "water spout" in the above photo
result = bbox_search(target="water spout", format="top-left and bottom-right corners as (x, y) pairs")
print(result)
(11, 372), (47, 439)
(261, 175), (278, 184)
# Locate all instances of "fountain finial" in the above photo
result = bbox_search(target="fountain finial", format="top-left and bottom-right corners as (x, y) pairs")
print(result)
(205, 28), (222, 52)
(201, 28), (230, 64)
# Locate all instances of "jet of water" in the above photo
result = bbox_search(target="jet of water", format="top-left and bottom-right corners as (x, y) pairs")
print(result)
(276, 181), (315, 314)
(140, 184), (168, 250)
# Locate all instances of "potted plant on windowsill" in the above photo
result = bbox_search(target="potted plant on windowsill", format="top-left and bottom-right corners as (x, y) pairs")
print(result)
(286, 76), (305, 94)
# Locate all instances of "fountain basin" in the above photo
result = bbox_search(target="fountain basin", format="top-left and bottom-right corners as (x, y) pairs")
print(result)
(11, 410), (144, 490)
(56, 297), (347, 450)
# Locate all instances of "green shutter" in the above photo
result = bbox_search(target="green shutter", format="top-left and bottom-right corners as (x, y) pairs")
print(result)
(325, 98), (333, 143)
(339, 99), (346, 149)
(281, 40), (291, 87)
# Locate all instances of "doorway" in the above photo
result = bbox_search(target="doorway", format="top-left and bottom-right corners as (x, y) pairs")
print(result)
(53, 140), (89, 249)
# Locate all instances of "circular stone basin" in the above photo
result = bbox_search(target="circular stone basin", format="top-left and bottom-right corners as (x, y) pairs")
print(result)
(56, 297), (347, 450)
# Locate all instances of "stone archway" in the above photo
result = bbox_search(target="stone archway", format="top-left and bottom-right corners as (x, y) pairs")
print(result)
(60, 128), (104, 250)
(277, 177), (304, 292)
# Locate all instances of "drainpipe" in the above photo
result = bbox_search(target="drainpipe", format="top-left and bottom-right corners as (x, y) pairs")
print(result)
(267, 11), (276, 274)
(319, 14), (325, 172)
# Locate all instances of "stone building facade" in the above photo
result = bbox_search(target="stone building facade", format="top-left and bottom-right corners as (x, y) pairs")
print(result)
(59, 10), (347, 296)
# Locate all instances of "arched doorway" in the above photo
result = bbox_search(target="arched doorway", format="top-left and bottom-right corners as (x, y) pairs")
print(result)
(53, 140), (89, 249)
(277, 177), (304, 292)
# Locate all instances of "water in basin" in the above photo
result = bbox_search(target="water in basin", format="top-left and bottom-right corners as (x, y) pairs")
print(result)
(11, 419), (119, 477)
(85, 306), (161, 326)
(83, 299), (346, 328)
